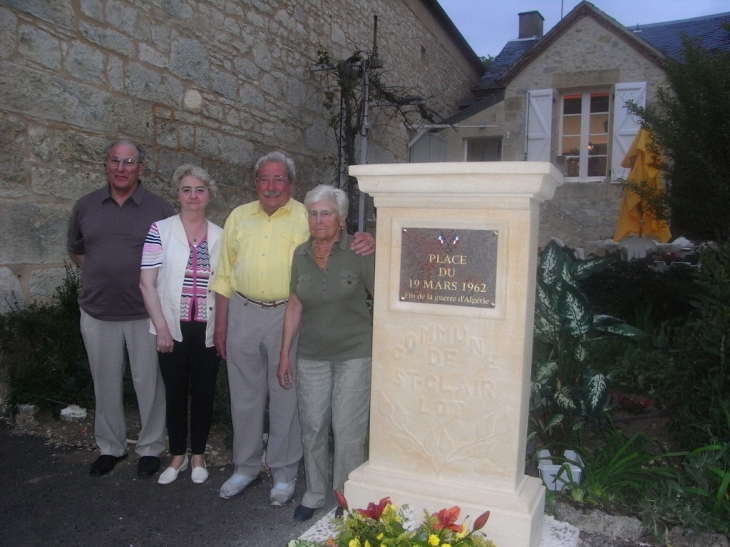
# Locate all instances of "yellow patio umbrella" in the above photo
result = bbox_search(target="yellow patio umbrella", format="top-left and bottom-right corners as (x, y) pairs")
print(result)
(613, 128), (671, 243)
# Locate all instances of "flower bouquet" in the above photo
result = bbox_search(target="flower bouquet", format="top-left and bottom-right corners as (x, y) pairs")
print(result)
(289, 491), (497, 547)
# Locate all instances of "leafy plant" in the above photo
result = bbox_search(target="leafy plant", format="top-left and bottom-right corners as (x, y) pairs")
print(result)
(0, 264), (94, 411)
(581, 257), (695, 328)
(555, 431), (677, 508)
(669, 242), (730, 449)
(640, 441), (730, 536)
(628, 33), (730, 240)
(601, 343), (677, 401)
(530, 241), (646, 444)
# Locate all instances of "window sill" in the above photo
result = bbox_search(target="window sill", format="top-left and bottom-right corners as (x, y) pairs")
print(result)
(562, 177), (608, 183)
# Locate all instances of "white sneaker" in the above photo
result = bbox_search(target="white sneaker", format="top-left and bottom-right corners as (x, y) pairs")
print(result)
(269, 479), (296, 506)
(219, 473), (260, 499)
(157, 455), (188, 485)
(191, 461), (208, 484)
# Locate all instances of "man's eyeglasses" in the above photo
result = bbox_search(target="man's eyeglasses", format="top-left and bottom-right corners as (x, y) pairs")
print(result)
(108, 158), (141, 169)
(255, 175), (288, 185)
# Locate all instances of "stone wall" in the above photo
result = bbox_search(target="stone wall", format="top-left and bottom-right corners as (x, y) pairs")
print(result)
(506, 16), (668, 251)
(0, 0), (480, 305)
(444, 15), (670, 253)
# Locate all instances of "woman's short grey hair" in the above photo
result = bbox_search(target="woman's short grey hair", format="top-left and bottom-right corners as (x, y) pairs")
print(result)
(304, 184), (348, 219)
(170, 164), (218, 198)
(106, 139), (146, 162)
(255, 151), (296, 181)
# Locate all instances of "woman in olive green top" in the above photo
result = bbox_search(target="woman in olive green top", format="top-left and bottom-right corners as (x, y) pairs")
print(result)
(277, 184), (375, 522)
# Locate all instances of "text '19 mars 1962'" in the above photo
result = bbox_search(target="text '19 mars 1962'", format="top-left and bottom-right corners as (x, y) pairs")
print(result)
(399, 228), (498, 309)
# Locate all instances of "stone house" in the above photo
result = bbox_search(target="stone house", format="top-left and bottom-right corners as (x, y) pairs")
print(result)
(0, 0), (483, 308)
(410, 1), (730, 253)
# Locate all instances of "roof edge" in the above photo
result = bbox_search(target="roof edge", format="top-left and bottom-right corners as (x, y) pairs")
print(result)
(496, 1), (668, 86)
(420, 0), (486, 74)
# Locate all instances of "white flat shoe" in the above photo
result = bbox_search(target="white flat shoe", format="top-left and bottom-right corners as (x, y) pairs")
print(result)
(157, 455), (188, 485)
(191, 461), (208, 484)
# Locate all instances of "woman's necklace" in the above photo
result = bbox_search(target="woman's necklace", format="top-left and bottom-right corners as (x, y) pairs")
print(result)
(312, 240), (331, 259)
(184, 221), (206, 244)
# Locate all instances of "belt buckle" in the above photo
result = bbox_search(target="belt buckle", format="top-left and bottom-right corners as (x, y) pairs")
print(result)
(237, 292), (287, 308)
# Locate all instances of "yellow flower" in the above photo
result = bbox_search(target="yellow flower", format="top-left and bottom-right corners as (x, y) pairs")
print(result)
(349, 539), (360, 547)
(365, 541), (371, 547)
(443, 544), (452, 547)
(455, 524), (467, 539)
(377, 533), (384, 540)
(382, 503), (400, 523)
(428, 534), (440, 546)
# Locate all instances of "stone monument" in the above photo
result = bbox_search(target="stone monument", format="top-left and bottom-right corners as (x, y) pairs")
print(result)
(344, 162), (563, 547)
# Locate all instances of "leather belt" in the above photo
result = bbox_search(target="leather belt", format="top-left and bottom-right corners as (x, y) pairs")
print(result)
(236, 291), (288, 308)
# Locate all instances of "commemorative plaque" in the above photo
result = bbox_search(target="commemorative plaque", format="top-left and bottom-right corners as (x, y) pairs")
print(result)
(399, 227), (498, 308)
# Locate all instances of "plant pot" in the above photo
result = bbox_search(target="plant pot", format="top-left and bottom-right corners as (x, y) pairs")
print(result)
(537, 449), (583, 491)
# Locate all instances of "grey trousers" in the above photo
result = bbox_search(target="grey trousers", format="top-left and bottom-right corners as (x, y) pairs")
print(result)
(297, 357), (371, 508)
(80, 309), (167, 457)
(226, 294), (302, 483)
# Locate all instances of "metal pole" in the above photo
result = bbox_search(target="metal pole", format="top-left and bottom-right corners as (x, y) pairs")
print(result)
(358, 66), (370, 232)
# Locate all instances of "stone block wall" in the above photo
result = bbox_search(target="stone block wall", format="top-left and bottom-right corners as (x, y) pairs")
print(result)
(434, 12), (673, 254)
(0, 0), (480, 305)
(503, 15), (668, 251)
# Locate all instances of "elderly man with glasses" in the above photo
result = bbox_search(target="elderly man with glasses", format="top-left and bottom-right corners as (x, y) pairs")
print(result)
(67, 139), (175, 478)
(212, 151), (374, 506)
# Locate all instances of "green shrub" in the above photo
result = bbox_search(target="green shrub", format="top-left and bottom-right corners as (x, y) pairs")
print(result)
(556, 430), (676, 510)
(640, 440), (730, 537)
(669, 242), (730, 449)
(581, 258), (695, 327)
(598, 342), (678, 401)
(530, 241), (646, 445)
(0, 264), (93, 411)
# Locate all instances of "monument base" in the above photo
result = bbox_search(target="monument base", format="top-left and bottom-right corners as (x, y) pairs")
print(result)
(345, 462), (545, 547)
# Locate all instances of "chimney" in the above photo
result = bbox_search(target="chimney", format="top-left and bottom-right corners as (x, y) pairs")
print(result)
(518, 11), (544, 39)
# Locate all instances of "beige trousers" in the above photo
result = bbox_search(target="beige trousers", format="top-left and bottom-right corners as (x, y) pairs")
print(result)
(225, 293), (303, 483)
(80, 309), (167, 457)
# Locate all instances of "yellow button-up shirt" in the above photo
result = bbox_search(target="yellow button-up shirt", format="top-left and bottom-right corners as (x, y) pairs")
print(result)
(211, 199), (309, 301)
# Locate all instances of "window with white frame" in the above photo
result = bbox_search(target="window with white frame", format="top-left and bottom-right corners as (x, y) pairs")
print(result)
(559, 90), (610, 181)
(526, 83), (645, 181)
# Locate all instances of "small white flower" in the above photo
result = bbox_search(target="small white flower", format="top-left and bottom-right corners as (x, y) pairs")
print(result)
(400, 505), (418, 531)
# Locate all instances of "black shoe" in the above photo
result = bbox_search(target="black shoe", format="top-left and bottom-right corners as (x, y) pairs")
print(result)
(293, 504), (316, 521)
(90, 454), (127, 476)
(335, 506), (344, 518)
(137, 456), (161, 477)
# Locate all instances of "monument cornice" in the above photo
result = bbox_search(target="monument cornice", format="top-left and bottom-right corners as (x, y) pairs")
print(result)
(350, 162), (563, 203)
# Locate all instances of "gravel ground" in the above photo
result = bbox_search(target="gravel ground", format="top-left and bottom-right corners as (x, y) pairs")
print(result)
(2, 412), (728, 547)
(0, 420), (333, 547)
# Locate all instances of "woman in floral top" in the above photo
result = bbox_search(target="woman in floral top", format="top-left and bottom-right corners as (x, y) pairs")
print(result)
(140, 164), (223, 485)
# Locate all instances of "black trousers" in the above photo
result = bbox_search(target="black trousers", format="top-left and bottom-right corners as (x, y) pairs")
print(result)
(158, 321), (220, 455)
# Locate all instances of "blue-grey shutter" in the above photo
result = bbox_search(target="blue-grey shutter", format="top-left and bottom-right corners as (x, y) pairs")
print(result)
(526, 89), (553, 161)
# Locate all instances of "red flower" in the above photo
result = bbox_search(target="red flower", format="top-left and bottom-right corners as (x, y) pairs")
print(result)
(333, 490), (349, 511)
(433, 506), (462, 532)
(473, 510), (490, 532)
(356, 497), (391, 520)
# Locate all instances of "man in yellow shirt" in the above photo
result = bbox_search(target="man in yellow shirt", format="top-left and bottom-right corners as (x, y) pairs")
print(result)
(212, 151), (374, 505)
